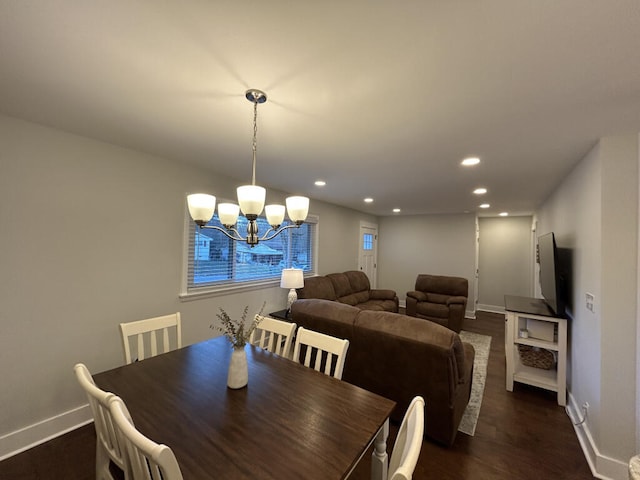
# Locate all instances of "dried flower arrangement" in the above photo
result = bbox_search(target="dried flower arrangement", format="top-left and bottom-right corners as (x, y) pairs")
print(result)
(213, 302), (265, 348)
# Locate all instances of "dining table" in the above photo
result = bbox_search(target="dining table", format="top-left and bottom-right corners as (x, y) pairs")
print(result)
(94, 335), (396, 479)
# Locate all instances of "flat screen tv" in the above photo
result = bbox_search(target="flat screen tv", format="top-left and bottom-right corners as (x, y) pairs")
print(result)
(538, 232), (566, 317)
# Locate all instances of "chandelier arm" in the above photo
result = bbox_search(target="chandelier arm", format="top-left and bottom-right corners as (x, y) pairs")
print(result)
(259, 223), (302, 242)
(198, 225), (246, 242)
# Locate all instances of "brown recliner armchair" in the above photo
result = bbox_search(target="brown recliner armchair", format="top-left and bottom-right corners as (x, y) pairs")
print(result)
(406, 274), (469, 333)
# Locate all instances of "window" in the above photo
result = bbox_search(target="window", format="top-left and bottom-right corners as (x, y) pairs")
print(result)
(362, 233), (374, 251)
(184, 212), (317, 295)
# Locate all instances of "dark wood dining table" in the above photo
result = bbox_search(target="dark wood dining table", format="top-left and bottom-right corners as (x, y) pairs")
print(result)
(94, 336), (396, 479)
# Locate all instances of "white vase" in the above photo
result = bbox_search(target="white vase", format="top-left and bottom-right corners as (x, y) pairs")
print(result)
(227, 345), (248, 389)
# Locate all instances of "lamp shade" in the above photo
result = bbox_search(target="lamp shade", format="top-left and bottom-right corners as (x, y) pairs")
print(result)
(280, 268), (304, 289)
(265, 204), (286, 226)
(286, 196), (309, 223)
(187, 194), (216, 224)
(218, 203), (240, 226)
(237, 185), (266, 216)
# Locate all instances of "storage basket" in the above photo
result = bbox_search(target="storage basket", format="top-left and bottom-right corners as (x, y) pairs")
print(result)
(517, 344), (555, 370)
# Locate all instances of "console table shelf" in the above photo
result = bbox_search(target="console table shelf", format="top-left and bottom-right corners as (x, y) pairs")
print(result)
(504, 295), (567, 406)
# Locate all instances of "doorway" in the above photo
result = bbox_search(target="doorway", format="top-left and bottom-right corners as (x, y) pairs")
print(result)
(359, 222), (378, 288)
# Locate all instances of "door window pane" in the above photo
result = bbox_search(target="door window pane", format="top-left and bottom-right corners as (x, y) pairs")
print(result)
(363, 233), (374, 251)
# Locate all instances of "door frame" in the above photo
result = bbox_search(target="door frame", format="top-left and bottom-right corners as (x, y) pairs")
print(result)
(358, 221), (379, 288)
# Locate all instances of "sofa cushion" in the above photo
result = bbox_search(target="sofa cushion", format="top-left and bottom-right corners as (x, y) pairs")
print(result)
(344, 270), (371, 292)
(338, 291), (369, 306)
(426, 293), (451, 305)
(415, 274), (468, 297)
(297, 276), (337, 301)
(290, 299), (358, 341)
(326, 272), (355, 297)
(328, 272), (373, 305)
(355, 310), (467, 383)
(356, 299), (399, 312)
(416, 302), (450, 319)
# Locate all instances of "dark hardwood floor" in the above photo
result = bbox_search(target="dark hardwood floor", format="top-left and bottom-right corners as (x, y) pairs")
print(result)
(0, 312), (593, 479)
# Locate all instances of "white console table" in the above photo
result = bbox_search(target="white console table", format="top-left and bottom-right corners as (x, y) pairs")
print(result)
(504, 295), (567, 406)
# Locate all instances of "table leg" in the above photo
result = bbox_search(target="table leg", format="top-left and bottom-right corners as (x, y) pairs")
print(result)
(371, 419), (389, 480)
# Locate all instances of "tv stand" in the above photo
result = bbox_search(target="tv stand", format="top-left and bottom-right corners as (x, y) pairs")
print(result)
(504, 295), (567, 406)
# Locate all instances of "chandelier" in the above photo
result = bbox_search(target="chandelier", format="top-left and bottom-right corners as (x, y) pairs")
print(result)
(187, 89), (309, 246)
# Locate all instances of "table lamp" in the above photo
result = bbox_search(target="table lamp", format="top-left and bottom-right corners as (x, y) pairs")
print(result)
(280, 268), (304, 315)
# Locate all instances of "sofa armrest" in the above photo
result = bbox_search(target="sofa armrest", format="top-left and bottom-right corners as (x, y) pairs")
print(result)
(406, 291), (427, 302)
(369, 289), (397, 300)
(446, 295), (467, 306)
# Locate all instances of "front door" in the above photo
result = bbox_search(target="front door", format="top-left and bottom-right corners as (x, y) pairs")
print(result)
(358, 222), (378, 288)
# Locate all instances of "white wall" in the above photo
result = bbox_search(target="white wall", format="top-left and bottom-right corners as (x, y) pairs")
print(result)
(0, 114), (375, 457)
(313, 203), (376, 276)
(600, 135), (638, 463)
(537, 133), (638, 478)
(377, 213), (476, 312)
(477, 216), (534, 311)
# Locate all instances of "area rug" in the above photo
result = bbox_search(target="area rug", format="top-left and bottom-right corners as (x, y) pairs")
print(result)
(457, 330), (492, 436)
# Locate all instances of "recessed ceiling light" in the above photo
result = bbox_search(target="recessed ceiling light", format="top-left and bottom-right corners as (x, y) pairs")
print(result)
(499, 212), (509, 217)
(473, 187), (487, 195)
(479, 203), (490, 209)
(461, 157), (480, 166)
(314, 180), (326, 186)
(364, 198), (374, 203)
(392, 208), (401, 213)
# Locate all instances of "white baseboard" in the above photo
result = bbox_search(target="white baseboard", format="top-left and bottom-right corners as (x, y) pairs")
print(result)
(567, 393), (629, 480)
(476, 303), (505, 314)
(0, 404), (92, 461)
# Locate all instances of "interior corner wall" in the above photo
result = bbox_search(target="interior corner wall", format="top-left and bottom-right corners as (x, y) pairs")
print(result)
(536, 133), (639, 476)
(377, 214), (476, 310)
(0, 114), (373, 457)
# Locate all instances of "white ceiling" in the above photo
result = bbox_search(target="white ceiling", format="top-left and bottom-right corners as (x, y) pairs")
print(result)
(2, 1), (640, 217)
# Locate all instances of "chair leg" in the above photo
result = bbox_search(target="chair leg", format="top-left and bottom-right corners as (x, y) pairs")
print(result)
(371, 419), (389, 480)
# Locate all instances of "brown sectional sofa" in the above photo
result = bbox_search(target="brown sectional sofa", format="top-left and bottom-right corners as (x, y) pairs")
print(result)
(290, 298), (475, 446)
(296, 270), (399, 312)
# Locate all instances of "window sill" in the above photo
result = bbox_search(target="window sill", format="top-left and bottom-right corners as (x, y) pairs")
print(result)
(179, 279), (282, 302)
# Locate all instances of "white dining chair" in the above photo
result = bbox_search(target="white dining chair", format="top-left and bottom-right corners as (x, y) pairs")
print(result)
(119, 312), (182, 364)
(388, 396), (425, 480)
(249, 315), (297, 358)
(73, 363), (127, 480)
(109, 396), (184, 480)
(292, 326), (349, 380)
